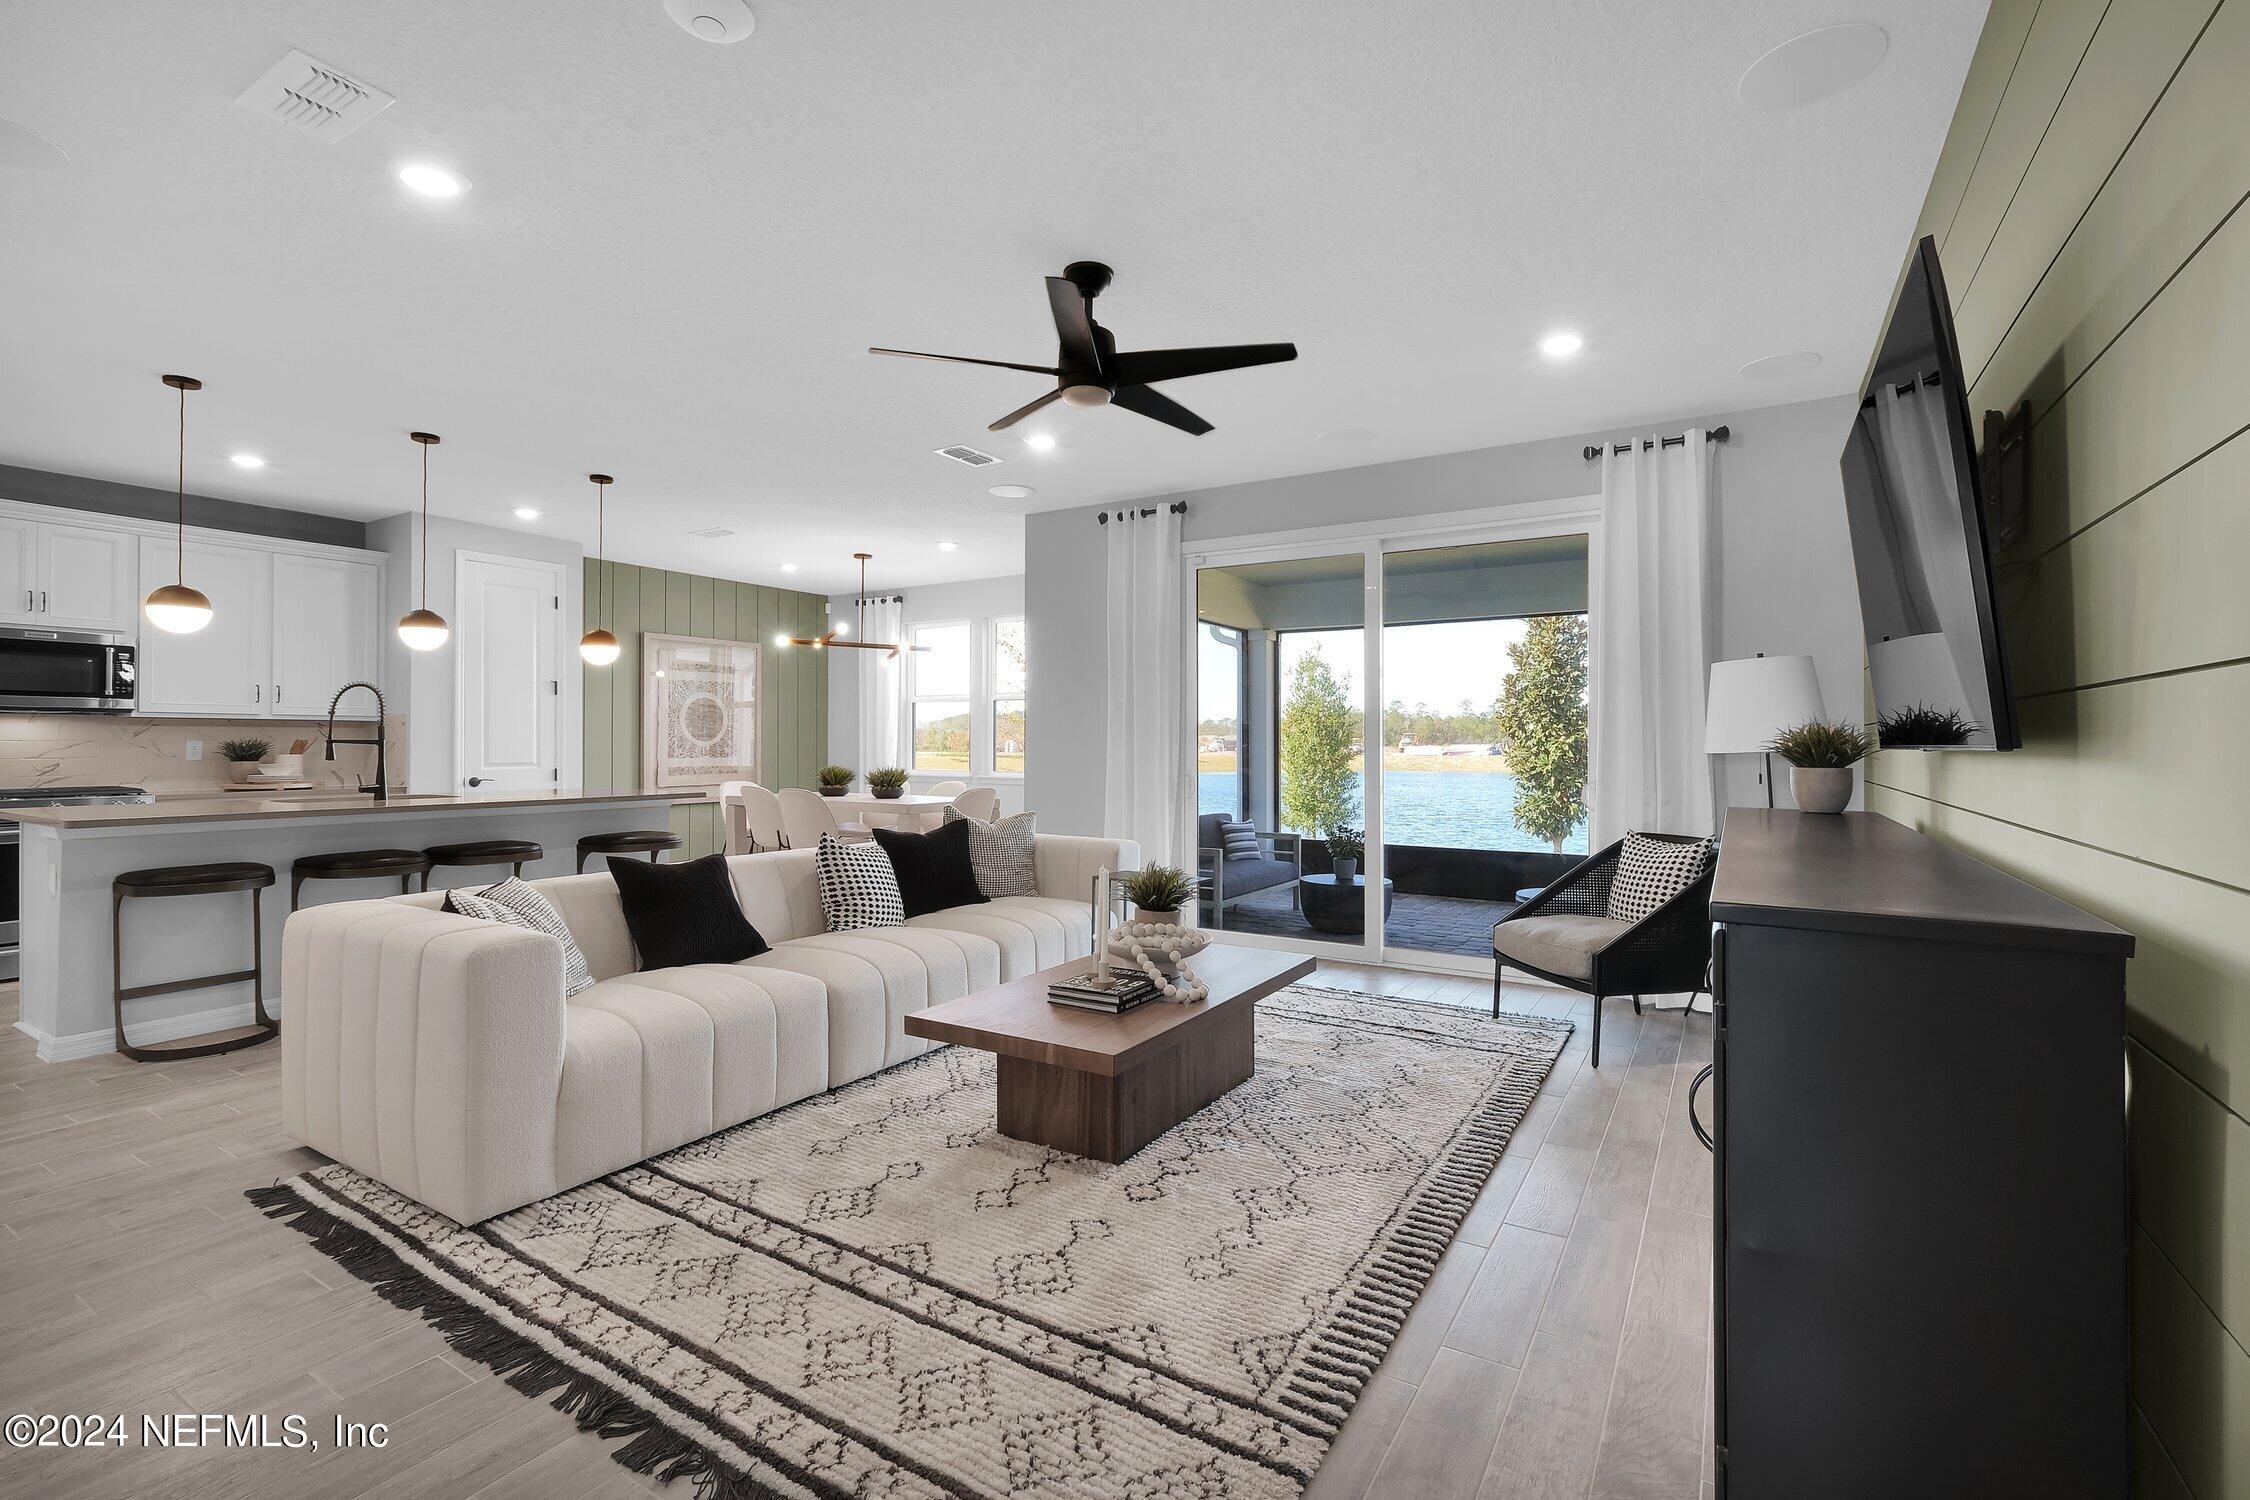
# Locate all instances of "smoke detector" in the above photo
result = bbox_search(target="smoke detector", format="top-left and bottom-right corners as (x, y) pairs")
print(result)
(934, 444), (1001, 468)
(234, 49), (394, 142)
(665, 0), (756, 43)
(688, 526), (736, 539)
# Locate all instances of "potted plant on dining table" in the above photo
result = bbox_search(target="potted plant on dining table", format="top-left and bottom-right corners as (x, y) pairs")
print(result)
(866, 767), (909, 801)
(818, 764), (854, 798)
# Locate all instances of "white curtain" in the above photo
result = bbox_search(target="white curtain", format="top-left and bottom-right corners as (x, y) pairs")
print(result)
(1589, 430), (1716, 846)
(856, 596), (904, 772)
(1102, 505), (1185, 867)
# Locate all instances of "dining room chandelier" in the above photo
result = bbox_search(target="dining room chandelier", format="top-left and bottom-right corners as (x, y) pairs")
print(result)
(776, 553), (921, 659)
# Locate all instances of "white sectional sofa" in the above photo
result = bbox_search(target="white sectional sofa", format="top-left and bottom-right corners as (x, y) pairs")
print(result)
(282, 833), (1135, 1224)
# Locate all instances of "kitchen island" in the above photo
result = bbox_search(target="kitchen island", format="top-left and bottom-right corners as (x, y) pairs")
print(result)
(14, 788), (689, 1061)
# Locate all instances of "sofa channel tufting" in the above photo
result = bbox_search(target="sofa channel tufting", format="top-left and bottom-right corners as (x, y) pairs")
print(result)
(281, 834), (1138, 1223)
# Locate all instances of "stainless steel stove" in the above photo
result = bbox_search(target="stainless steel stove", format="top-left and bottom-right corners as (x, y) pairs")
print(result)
(0, 784), (154, 980)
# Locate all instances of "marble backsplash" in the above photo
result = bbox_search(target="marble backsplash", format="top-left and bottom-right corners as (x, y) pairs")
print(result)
(0, 714), (407, 794)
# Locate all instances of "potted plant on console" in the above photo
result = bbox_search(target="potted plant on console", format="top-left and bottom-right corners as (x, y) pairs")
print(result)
(866, 767), (909, 801)
(220, 737), (272, 785)
(1766, 720), (1872, 814)
(818, 764), (854, 798)
(1326, 825), (1364, 883)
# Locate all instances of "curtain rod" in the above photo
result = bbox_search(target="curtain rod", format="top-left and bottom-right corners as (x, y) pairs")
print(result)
(845, 593), (904, 604)
(1582, 425), (1730, 462)
(1096, 501), (1188, 524)
(1859, 370), (1943, 408)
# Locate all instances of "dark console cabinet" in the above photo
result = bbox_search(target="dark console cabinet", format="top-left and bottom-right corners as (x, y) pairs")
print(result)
(1708, 811), (2132, 1498)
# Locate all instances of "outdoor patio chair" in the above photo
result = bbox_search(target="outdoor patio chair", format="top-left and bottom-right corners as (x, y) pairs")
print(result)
(1195, 812), (1304, 930)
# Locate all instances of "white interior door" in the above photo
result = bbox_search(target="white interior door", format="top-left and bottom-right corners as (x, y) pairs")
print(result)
(457, 553), (561, 790)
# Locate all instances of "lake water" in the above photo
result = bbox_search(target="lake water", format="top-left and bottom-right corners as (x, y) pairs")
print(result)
(1199, 770), (1588, 854)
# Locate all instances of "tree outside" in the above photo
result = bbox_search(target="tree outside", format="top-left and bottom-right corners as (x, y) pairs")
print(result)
(1492, 614), (1588, 851)
(1279, 647), (1362, 836)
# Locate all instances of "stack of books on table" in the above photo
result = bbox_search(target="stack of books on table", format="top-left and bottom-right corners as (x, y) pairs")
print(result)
(1047, 967), (1160, 1014)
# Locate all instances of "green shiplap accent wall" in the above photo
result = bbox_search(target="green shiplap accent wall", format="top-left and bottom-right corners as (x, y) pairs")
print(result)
(581, 561), (829, 860)
(1867, 4), (2249, 1494)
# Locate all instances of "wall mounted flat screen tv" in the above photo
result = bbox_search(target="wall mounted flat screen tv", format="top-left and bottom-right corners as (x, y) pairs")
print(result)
(1839, 235), (2020, 751)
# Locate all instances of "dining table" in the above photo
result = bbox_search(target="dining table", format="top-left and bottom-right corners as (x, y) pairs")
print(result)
(824, 791), (957, 832)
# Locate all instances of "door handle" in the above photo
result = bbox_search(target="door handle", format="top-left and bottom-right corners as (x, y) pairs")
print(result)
(466, 776), (487, 788)
(1688, 1064), (1715, 1152)
(254, 684), (260, 703)
(38, 591), (46, 613)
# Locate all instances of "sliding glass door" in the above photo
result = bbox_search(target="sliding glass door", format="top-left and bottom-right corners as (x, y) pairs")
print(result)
(1187, 512), (1596, 971)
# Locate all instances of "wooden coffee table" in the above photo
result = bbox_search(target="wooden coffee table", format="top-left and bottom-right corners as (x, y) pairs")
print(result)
(904, 945), (1317, 1163)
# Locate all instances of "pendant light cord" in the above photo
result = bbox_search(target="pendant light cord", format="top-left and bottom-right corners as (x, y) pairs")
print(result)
(420, 439), (430, 611)
(595, 477), (607, 632)
(175, 381), (186, 585)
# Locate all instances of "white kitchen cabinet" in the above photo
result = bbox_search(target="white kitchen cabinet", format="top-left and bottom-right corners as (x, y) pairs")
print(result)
(36, 524), (139, 633)
(0, 517), (37, 623)
(133, 536), (272, 716)
(271, 552), (382, 718)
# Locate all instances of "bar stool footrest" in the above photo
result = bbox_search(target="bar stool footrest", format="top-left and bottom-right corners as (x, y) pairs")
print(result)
(121, 1022), (279, 1063)
(118, 969), (260, 1003)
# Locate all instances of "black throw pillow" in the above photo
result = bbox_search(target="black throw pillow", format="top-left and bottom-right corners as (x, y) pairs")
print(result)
(871, 818), (989, 919)
(606, 853), (770, 970)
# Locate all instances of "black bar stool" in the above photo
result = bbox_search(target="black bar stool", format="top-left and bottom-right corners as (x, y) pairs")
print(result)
(577, 829), (683, 873)
(291, 848), (437, 910)
(112, 862), (279, 1062)
(423, 839), (543, 890)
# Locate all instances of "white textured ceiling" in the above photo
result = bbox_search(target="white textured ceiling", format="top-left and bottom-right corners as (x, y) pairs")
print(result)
(0, 2), (1980, 594)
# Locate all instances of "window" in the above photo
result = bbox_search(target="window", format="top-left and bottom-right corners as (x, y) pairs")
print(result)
(992, 617), (1027, 774)
(910, 621), (971, 772)
(1197, 622), (1245, 817)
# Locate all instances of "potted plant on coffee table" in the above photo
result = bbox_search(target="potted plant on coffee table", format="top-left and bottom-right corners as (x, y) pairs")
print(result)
(1125, 865), (1196, 922)
(1326, 825), (1365, 883)
(1766, 720), (1872, 814)
(817, 765), (854, 798)
(866, 767), (909, 801)
(220, 737), (272, 785)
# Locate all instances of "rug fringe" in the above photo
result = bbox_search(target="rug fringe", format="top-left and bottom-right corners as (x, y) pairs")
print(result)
(246, 1184), (782, 1500)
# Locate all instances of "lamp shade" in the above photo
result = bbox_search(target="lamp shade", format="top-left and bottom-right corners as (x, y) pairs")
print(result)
(1705, 654), (1826, 753)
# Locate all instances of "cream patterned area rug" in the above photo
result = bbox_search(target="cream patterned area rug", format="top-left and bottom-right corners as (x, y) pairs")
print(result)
(253, 985), (1569, 1499)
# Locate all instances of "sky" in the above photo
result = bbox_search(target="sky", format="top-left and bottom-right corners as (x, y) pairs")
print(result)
(1200, 618), (1534, 722)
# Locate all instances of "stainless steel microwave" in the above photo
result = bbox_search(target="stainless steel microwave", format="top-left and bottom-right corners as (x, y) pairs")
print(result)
(0, 624), (136, 712)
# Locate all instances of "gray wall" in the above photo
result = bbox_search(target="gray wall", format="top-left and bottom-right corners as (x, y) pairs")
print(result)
(1027, 393), (1866, 835)
(1864, 5), (2250, 1493)
(0, 463), (368, 549)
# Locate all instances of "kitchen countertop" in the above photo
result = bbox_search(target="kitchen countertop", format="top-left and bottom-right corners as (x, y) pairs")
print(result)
(11, 787), (688, 830)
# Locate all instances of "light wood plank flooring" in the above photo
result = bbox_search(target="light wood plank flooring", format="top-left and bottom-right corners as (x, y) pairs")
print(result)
(0, 967), (1712, 1498)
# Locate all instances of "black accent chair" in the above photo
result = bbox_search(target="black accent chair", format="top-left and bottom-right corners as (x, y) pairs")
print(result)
(1194, 812), (1303, 930)
(1491, 833), (1715, 1068)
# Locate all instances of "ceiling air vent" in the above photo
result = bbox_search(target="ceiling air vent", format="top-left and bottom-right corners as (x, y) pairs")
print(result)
(934, 445), (1001, 467)
(235, 49), (395, 142)
(688, 526), (736, 539)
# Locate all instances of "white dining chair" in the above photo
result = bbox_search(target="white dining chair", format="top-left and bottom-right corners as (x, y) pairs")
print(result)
(739, 785), (789, 850)
(778, 787), (870, 847)
(718, 781), (757, 854)
(950, 786), (1001, 823)
(926, 780), (970, 799)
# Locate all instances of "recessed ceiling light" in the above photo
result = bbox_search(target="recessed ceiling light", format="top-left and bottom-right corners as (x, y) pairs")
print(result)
(937, 541), (959, 552)
(988, 484), (1034, 499)
(0, 119), (68, 172)
(397, 162), (468, 199)
(1318, 428), (1376, 448)
(229, 453), (266, 470)
(1023, 432), (1057, 453)
(780, 562), (798, 573)
(1538, 330), (1584, 359)
(513, 506), (540, 520)
(664, 0), (756, 42)
(1740, 350), (1824, 381)
(1738, 24), (1888, 109)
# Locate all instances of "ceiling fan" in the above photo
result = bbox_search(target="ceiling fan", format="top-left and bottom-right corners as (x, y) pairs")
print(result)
(870, 262), (1297, 437)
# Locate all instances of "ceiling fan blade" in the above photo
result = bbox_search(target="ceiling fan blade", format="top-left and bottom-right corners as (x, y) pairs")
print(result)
(1108, 343), (1298, 386)
(1111, 383), (1214, 436)
(1045, 277), (1102, 374)
(869, 347), (1061, 376)
(987, 387), (1065, 432)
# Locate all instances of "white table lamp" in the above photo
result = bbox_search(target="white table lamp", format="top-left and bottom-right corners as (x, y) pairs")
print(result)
(1706, 654), (1826, 808)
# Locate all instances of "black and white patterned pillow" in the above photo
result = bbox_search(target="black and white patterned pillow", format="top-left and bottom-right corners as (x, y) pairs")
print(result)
(1218, 820), (1261, 862)
(942, 807), (1038, 897)
(1605, 833), (1716, 925)
(444, 877), (595, 997)
(816, 833), (905, 931)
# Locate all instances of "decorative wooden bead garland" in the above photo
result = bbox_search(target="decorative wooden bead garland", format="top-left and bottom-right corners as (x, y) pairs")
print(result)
(1106, 921), (1211, 1002)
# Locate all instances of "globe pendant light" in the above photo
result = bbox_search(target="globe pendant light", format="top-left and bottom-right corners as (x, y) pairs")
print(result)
(143, 375), (216, 634)
(395, 432), (451, 650)
(579, 473), (621, 666)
